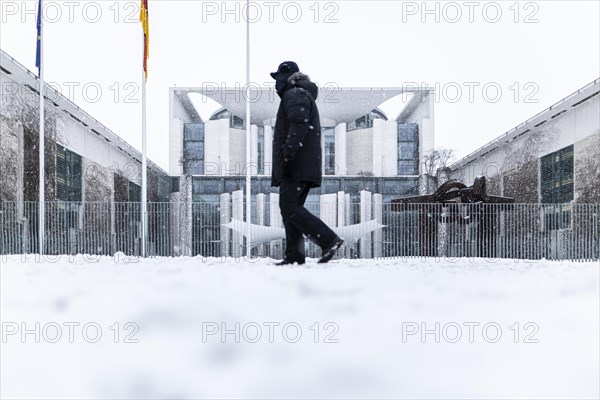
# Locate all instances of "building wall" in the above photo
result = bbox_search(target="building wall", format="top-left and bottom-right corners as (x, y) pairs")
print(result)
(1, 50), (170, 204)
(0, 114), (19, 201)
(346, 127), (374, 175)
(169, 91), (197, 176)
(451, 93), (599, 203)
(229, 128), (246, 175)
(398, 93), (435, 174)
(204, 119), (230, 175)
(574, 133), (600, 203)
(83, 159), (113, 202)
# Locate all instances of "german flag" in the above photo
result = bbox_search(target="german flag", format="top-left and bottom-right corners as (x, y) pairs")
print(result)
(140, 0), (149, 80)
(35, 0), (42, 76)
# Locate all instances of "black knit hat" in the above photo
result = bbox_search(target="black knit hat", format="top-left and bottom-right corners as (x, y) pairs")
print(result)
(270, 61), (299, 79)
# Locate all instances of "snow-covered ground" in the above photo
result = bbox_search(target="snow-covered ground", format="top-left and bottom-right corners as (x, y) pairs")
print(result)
(1, 255), (598, 399)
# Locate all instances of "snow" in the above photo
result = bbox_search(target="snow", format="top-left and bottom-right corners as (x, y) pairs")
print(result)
(1, 255), (599, 399)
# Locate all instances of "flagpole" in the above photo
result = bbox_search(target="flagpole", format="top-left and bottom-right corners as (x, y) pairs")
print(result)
(141, 34), (148, 258)
(244, 0), (252, 258)
(38, 0), (45, 257)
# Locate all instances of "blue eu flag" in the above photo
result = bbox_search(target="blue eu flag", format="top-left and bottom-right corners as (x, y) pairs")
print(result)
(35, 0), (41, 75)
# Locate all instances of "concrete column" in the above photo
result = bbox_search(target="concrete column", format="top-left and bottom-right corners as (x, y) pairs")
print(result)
(360, 190), (372, 258)
(220, 192), (231, 258)
(337, 191), (349, 259)
(269, 193), (282, 259)
(250, 124), (259, 175)
(180, 176), (193, 257)
(263, 125), (273, 177)
(231, 190), (243, 258)
(256, 193), (265, 256)
(169, 192), (180, 256)
(373, 119), (384, 176)
(334, 123), (347, 175)
(420, 92), (435, 175)
(383, 121), (398, 176)
(373, 193), (383, 258)
(344, 193), (351, 258)
(320, 193), (337, 228)
(169, 118), (184, 176)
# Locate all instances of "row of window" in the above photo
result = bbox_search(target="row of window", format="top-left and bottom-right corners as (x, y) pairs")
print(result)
(190, 176), (419, 198)
(540, 145), (573, 204)
(54, 146), (161, 203)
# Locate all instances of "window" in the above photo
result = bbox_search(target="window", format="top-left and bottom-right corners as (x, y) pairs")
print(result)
(56, 146), (82, 202)
(209, 109), (245, 129)
(323, 127), (335, 175)
(193, 177), (223, 195)
(257, 127), (264, 175)
(541, 145), (573, 204)
(231, 115), (244, 129)
(183, 123), (204, 175)
(129, 182), (141, 202)
(398, 142), (418, 160)
(397, 123), (419, 175)
(347, 109), (388, 131)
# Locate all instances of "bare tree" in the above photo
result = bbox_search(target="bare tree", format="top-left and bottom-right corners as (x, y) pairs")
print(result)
(420, 148), (455, 193)
(575, 133), (600, 204)
(0, 83), (64, 201)
(499, 126), (558, 202)
(422, 148), (456, 177)
(83, 162), (112, 202)
(500, 127), (558, 174)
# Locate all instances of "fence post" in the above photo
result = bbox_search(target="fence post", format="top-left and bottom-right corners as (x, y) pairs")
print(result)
(360, 190), (372, 259)
(373, 193), (383, 258)
(220, 192), (231, 258)
(232, 190), (243, 258)
(269, 193), (282, 260)
(256, 193), (265, 257)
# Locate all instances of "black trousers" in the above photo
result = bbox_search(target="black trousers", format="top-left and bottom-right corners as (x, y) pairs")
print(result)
(279, 180), (337, 262)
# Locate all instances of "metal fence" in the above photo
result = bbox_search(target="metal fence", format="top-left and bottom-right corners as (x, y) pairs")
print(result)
(1, 201), (598, 261)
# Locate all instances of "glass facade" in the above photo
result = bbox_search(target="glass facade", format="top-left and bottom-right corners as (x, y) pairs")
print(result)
(128, 181), (141, 202)
(323, 127), (335, 175)
(183, 123), (204, 175)
(56, 145), (82, 202)
(540, 145), (574, 230)
(210, 109), (244, 129)
(541, 145), (574, 204)
(257, 127), (264, 175)
(189, 176), (418, 203)
(397, 123), (419, 175)
(347, 109), (388, 132)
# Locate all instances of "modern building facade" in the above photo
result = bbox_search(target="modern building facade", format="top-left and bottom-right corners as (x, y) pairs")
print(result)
(0, 49), (172, 205)
(169, 85), (435, 204)
(450, 79), (600, 205)
(1, 50), (173, 255)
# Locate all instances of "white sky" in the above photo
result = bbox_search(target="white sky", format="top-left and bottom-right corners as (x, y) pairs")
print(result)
(1, 0), (599, 172)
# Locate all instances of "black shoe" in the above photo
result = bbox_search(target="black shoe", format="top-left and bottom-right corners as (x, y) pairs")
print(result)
(274, 259), (305, 266)
(318, 237), (344, 264)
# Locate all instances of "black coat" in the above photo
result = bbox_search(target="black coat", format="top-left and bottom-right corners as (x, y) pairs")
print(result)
(271, 72), (322, 188)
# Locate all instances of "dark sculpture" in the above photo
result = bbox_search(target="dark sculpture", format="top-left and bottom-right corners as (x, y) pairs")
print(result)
(391, 176), (514, 257)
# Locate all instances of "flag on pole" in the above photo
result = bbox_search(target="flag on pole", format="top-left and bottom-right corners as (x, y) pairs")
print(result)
(35, 0), (42, 75)
(140, 0), (149, 80)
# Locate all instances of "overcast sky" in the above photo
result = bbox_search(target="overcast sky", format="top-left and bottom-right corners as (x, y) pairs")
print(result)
(1, 0), (599, 172)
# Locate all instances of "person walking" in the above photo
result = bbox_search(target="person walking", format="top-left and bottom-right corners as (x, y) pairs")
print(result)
(270, 61), (344, 265)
